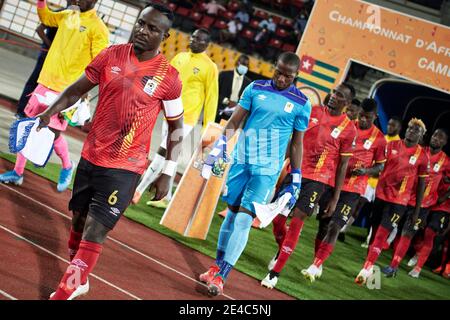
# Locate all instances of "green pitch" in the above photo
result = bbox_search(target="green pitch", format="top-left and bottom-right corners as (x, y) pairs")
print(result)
(2, 153), (448, 300)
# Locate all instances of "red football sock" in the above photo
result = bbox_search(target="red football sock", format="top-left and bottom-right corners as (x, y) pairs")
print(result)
(272, 215), (288, 251)
(50, 240), (102, 300)
(315, 238), (323, 255)
(416, 228), (436, 270)
(314, 241), (334, 267)
(272, 217), (304, 273)
(364, 225), (390, 268)
(390, 235), (412, 268)
(68, 228), (83, 261)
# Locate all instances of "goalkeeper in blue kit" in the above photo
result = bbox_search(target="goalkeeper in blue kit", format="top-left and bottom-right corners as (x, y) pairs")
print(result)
(199, 52), (312, 296)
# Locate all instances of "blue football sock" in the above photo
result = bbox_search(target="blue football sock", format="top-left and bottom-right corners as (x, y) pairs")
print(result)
(216, 209), (237, 266)
(218, 260), (234, 280)
(219, 212), (253, 280)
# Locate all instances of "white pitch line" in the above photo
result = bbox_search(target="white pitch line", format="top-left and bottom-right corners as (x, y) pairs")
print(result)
(0, 289), (18, 300)
(0, 224), (142, 300)
(0, 184), (236, 300)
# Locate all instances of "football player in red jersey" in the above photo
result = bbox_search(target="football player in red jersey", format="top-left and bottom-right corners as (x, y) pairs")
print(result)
(355, 118), (429, 285)
(261, 83), (357, 289)
(36, 4), (184, 300)
(382, 128), (449, 277)
(301, 98), (387, 282)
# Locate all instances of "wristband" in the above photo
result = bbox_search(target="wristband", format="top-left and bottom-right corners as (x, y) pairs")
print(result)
(291, 168), (302, 184)
(37, 0), (46, 9)
(162, 160), (177, 177)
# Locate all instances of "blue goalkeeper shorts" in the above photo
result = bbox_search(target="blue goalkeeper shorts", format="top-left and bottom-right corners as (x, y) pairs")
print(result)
(222, 163), (279, 213)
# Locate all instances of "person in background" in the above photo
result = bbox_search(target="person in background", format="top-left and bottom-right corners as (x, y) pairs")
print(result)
(216, 54), (251, 122)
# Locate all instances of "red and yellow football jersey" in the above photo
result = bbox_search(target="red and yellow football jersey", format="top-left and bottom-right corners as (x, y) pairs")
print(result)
(82, 44), (183, 174)
(376, 140), (429, 206)
(342, 124), (387, 195)
(430, 179), (450, 214)
(302, 106), (357, 186)
(408, 148), (450, 208)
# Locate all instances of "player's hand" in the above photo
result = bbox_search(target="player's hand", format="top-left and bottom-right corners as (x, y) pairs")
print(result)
(352, 167), (367, 176)
(152, 174), (171, 201)
(36, 112), (51, 131)
(323, 196), (339, 217)
(201, 134), (228, 179)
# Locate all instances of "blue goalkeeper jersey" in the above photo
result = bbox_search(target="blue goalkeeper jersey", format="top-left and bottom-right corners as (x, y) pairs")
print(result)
(233, 80), (312, 174)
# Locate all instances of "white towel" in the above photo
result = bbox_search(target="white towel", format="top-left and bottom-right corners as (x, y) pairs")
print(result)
(9, 118), (55, 167)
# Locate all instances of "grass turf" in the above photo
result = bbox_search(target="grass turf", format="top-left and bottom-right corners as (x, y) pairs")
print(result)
(2, 152), (449, 300)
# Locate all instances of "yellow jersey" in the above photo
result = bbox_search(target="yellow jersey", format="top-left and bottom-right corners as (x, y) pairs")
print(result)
(170, 51), (219, 129)
(367, 134), (401, 188)
(37, 4), (109, 92)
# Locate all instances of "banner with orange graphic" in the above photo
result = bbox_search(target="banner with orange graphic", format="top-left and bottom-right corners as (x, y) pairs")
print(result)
(296, 0), (450, 98)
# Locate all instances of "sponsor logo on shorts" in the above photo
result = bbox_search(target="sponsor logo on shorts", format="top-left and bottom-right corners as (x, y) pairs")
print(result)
(110, 207), (121, 216)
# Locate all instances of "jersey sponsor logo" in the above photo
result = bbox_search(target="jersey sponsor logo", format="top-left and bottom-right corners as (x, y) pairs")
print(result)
(193, 67), (200, 74)
(257, 94), (267, 101)
(111, 66), (121, 74)
(143, 78), (158, 96)
(311, 117), (319, 124)
(284, 102), (294, 113)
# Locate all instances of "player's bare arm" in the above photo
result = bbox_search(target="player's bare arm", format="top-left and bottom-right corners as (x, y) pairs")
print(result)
(352, 162), (385, 177)
(37, 75), (96, 130)
(412, 176), (427, 222)
(324, 155), (351, 216)
(222, 105), (248, 139)
(290, 130), (304, 172)
(153, 117), (184, 200)
(36, 24), (52, 48)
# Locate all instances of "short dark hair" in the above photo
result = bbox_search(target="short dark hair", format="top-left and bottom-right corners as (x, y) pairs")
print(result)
(195, 28), (211, 42)
(277, 52), (300, 70)
(342, 82), (356, 99)
(145, 2), (174, 21)
(389, 116), (403, 125)
(351, 98), (361, 106)
(239, 54), (249, 61)
(360, 98), (377, 113)
(435, 128), (449, 138)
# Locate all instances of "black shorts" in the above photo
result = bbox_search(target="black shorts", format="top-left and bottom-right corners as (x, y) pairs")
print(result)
(402, 206), (430, 235)
(427, 211), (450, 233)
(294, 178), (332, 216)
(373, 198), (408, 231)
(330, 191), (361, 228)
(69, 158), (141, 230)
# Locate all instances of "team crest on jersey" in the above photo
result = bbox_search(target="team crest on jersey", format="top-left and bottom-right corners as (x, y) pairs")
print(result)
(79, 26), (86, 32)
(363, 139), (373, 150)
(193, 67), (200, 74)
(331, 127), (342, 139)
(433, 163), (439, 172)
(409, 155), (417, 165)
(143, 77), (158, 96)
(284, 102), (294, 113)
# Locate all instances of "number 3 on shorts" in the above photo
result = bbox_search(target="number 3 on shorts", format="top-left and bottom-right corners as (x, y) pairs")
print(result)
(108, 190), (119, 205)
